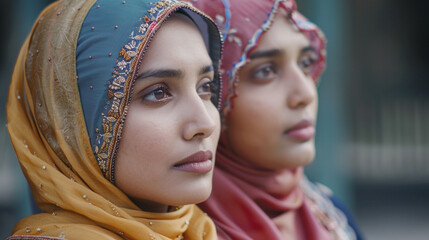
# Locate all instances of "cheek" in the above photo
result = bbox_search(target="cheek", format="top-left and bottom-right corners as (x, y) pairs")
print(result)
(117, 108), (176, 169)
(208, 104), (222, 145)
(313, 93), (319, 116)
(231, 85), (283, 131)
(226, 87), (284, 149)
(306, 88), (319, 123)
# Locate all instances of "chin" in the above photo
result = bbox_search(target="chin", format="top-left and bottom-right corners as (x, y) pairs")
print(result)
(290, 142), (315, 165)
(169, 191), (212, 206)
(188, 191), (212, 204)
(292, 152), (315, 167)
(169, 179), (213, 205)
(277, 151), (315, 169)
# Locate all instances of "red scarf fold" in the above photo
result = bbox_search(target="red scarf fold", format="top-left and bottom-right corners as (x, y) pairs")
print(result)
(199, 144), (333, 240)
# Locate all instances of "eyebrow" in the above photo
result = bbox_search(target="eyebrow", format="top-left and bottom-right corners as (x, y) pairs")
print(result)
(135, 64), (214, 81)
(249, 46), (317, 60)
(200, 65), (214, 75)
(135, 69), (183, 80)
(249, 49), (282, 60)
(301, 46), (317, 54)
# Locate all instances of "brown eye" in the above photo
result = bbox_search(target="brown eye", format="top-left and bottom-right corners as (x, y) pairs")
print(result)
(298, 50), (319, 75)
(141, 84), (172, 103)
(300, 58), (314, 68)
(197, 80), (213, 100)
(153, 88), (168, 100)
(199, 82), (212, 93)
(251, 64), (277, 82)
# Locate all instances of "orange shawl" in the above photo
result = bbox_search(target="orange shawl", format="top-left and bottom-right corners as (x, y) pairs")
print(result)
(7, 0), (217, 239)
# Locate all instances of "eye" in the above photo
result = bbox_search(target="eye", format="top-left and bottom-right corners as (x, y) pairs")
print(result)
(141, 84), (172, 104)
(197, 79), (214, 100)
(298, 50), (319, 75)
(251, 63), (277, 82)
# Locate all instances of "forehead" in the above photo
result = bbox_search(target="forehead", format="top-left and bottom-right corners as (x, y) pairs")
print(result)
(138, 15), (212, 71)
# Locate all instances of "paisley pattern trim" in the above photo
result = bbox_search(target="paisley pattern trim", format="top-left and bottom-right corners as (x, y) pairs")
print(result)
(301, 177), (358, 240)
(93, 0), (208, 182)
(220, 0), (326, 119)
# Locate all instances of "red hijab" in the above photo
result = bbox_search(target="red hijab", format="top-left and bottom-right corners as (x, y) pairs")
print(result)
(189, 0), (357, 239)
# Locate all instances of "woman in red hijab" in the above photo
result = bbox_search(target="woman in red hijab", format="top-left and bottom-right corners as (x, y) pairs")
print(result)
(188, 0), (364, 239)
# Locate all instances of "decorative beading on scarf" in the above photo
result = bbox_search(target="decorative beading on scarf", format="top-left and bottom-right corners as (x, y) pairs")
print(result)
(301, 177), (357, 240)
(228, 0), (325, 119)
(220, 0), (287, 118)
(91, 0), (217, 182)
(188, 0), (326, 121)
(94, 0), (180, 181)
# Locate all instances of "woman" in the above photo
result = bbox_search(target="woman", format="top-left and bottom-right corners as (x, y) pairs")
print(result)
(7, 0), (222, 239)
(189, 0), (363, 239)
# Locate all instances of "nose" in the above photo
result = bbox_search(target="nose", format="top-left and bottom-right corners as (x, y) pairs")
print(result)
(286, 64), (317, 109)
(182, 94), (219, 141)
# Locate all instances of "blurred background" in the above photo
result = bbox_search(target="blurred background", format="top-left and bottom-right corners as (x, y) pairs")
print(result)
(0, 0), (428, 239)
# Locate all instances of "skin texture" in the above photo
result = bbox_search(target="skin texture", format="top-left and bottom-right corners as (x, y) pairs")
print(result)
(225, 9), (319, 170)
(114, 14), (221, 213)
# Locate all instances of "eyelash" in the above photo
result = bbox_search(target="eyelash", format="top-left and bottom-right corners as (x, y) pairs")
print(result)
(298, 52), (319, 75)
(141, 84), (172, 104)
(197, 80), (214, 100)
(140, 79), (214, 105)
(250, 63), (278, 82)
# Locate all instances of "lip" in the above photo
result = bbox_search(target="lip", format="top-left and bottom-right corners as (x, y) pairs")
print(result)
(173, 150), (213, 173)
(284, 120), (315, 141)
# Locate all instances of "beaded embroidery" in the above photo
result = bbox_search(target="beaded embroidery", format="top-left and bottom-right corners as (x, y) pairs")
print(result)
(301, 177), (357, 240)
(215, 0), (326, 119)
(92, 0), (218, 182)
(94, 0), (182, 180)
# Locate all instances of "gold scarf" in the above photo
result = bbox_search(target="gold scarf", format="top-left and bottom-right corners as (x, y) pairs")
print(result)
(7, 1), (216, 239)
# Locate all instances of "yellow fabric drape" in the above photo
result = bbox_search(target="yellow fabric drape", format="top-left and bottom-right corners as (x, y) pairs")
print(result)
(6, 0), (216, 239)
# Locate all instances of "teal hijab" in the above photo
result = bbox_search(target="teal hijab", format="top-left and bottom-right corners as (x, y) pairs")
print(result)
(76, 0), (222, 182)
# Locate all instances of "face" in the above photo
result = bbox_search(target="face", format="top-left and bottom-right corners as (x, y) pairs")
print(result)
(225, 9), (319, 170)
(114, 14), (221, 212)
